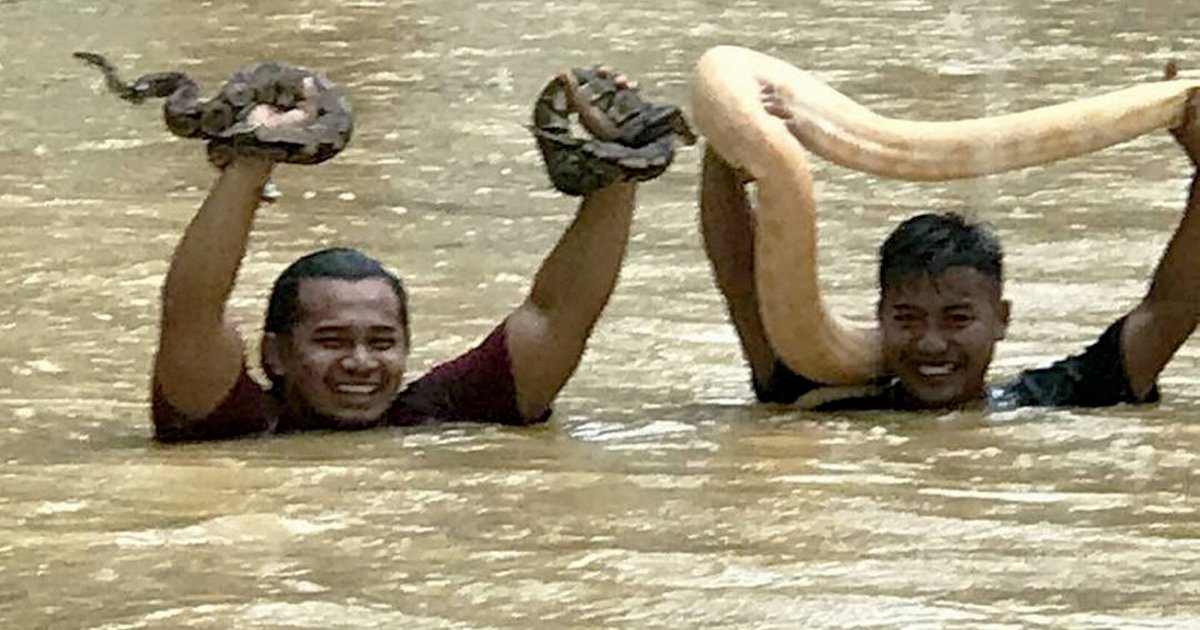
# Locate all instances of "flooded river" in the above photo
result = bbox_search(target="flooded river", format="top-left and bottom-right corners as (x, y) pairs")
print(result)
(2, 0), (1199, 627)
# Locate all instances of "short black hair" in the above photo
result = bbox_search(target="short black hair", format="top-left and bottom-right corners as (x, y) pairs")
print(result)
(878, 212), (1003, 293)
(265, 247), (409, 339)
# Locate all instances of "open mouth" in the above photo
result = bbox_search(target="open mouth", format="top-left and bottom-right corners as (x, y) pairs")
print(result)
(916, 363), (957, 377)
(333, 383), (381, 396)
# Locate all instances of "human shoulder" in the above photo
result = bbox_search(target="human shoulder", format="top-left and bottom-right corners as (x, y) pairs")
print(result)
(152, 365), (278, 442)
(386, 323), (542, 426)
(987, 316), (1160, 410)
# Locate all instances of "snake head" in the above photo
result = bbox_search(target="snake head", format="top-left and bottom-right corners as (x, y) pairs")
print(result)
(561, 67), (696, 147)
(559, 69), (625, 141)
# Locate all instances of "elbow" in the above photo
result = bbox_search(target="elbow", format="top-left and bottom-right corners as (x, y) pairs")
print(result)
(1140, 294), (1200, 326)
(1132, 298), (1200, 346)
(513, 406), (553, 426)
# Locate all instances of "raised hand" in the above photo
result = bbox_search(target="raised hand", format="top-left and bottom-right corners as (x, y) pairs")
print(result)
(532, 65), (694, 196)
(245, 77), (320, 130)
(760, 82), (793, 122)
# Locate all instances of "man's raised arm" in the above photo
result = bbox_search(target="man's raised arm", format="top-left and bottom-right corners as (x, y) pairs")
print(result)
(504, 68), (692, 418)
(505, 182), (636, 418)
(1122, 91), (1200, 398)
(700, 147), (781, 393)
(153, 159), (274, 421)
(697, 146), (824, 403)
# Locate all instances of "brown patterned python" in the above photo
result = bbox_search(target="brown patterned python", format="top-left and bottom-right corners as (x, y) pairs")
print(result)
(690, 45), (1200, 385)
(532, 67), (695, 195)
(74, 52), (353, 166)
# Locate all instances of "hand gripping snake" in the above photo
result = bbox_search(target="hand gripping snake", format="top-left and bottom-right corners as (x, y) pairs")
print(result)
(74, 52), (353, 166)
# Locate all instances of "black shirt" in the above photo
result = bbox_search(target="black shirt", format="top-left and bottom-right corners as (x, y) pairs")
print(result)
(757, 317), (1158, 411)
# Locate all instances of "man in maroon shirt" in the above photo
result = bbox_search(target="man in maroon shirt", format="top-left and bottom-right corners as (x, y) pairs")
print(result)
(152, 68), (664, 441)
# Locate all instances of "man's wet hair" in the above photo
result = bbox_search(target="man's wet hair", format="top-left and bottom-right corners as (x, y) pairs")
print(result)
(264, 247), (410, 343)
(878, 212), (1003, 293)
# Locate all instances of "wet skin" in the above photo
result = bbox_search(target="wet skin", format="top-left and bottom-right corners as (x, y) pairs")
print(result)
(264, 278), (409, 428)
(877, 267), (1011, 408)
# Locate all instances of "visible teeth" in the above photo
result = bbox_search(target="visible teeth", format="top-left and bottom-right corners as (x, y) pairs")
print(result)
(918, 364), (954, 376)
(336, 384), (375, 394)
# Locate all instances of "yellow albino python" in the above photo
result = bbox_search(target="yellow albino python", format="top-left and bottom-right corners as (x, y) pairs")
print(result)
(690, 45), (1200, 385)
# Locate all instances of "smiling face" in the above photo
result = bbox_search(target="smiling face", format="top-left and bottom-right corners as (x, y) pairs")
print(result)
(878, 267), (1010, 408)
(264, 278), (409, 429)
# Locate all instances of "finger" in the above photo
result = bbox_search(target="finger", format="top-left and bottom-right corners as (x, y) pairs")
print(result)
(246, 102), (277, 126)
(1164, 59), (1179, 81)
(275, 107), (312, 127)
(594, 66), (638, 90)
(764, 104), (789, 118)
(301, 76), (319, 101)
(763, 99), (792, 119)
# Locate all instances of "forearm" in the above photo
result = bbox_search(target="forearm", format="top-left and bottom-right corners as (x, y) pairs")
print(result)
(153, 158), (274, 417)
(701, 148), (760, 301)
(1144, 171), (1200, 312)
(1121, 168), (1200, 398)
(699, 146), (779, 382)
(506, 181), (636, 418)
(526, 181), (636, 331)
(161, 160), (274, 326)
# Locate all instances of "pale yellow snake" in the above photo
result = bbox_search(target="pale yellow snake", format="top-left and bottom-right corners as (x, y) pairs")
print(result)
(690, 45), (1200, 384)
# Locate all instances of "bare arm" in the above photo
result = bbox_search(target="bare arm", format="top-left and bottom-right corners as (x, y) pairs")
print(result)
(1121, 94), (1200, 397)
(153, 159), (275, 418)
(505, 182), (636, 418)
(152, 79), (321, 428)
(699, 146), (782, 391)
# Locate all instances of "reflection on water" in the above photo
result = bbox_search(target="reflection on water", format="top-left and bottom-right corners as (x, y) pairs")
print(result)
(2, 0), (1199, 627)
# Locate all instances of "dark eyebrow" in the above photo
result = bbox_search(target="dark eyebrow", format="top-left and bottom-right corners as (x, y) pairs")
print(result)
(309, 324), (399, 335)
(312, 325), (352, 335)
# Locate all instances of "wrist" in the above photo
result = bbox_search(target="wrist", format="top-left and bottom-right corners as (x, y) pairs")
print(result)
(585, 180), (636, 199)
(704, 146), (752, 184)
(221, 158), (274, 182)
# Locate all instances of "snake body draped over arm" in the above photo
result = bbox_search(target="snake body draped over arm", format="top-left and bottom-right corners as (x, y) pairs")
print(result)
(689, 45), (1200, 384)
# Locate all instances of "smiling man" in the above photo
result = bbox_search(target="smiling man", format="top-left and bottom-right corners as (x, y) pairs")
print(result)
(151, 67), (684, 441)
(867, 215), (1013, 409)
(699, 91), (1200, 411)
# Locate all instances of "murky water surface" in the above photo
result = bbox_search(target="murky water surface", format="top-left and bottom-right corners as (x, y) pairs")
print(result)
(3, 0), (1200, 627)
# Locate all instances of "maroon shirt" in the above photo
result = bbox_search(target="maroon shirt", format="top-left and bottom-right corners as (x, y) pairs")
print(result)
(152, 323), (545, 442)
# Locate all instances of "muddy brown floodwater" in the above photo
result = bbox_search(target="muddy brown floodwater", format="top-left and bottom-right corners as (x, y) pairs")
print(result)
(1, 0), (1199, 627)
